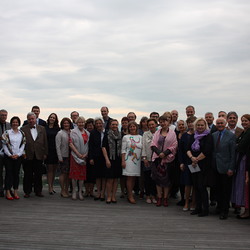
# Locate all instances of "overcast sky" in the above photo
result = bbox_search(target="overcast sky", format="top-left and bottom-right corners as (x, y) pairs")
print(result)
(1, 0), (249, 124)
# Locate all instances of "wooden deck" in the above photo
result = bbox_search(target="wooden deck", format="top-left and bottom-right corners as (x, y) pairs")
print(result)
(0, 187), (250, 250)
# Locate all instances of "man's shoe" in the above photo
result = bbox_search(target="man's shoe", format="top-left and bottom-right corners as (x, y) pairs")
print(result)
(36, 193), (44, 197)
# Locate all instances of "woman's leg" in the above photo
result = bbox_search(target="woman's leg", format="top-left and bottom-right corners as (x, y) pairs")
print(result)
(156, 185), (162, 206)
(163, 187), (170, 207)
(106, 178), (113, 202)
(111, 178), (118, 202)
(47, 164), (57, 193)
(127, 176), (136, 203)
(71, 179), (77, 200)
(95, 178), (101, 198)
(184, 185), (191, 209)
(78, 180), (84, 200)
(101, 178), (106, 199)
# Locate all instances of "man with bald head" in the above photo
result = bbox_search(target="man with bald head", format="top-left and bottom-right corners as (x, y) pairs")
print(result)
(212, 117), (236, 220)
(171, 110), (178, 126)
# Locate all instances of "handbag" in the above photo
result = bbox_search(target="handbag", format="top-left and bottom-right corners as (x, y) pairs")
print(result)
(41, 161), (47, 175)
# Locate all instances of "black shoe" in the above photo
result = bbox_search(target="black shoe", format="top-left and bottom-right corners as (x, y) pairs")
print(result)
(100, 197), (105, 201)
(106, 200), (111, 204)
(176, 200), (185, 206)
(94, 196), (100, 201)
(0, 191), (4, 197)
(219, 213), (228, 220)
(36, 193), (44, 197)
(191, 209), (201, 215)
(49, 192), (54, 195)
(234, 208), (241, 214)
(198, 211), (209, 217)
(210, 201), (216, 206)
(237, 215), (250, 219)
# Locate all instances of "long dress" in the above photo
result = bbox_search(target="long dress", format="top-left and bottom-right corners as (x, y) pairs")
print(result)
(231, 128), (250, 207)
(122, 134), (142, 176)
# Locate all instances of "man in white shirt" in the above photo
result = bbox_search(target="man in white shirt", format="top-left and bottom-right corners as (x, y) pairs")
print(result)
(21, 112), (48, 198)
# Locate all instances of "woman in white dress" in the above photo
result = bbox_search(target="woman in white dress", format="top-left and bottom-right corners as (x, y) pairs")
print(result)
(121, 121), (142, 204)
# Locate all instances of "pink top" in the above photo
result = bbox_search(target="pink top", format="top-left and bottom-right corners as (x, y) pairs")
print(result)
(151, 128), (178, 164)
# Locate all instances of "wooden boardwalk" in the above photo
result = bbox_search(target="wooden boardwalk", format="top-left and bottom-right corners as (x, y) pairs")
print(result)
(0, 187), (250, 250)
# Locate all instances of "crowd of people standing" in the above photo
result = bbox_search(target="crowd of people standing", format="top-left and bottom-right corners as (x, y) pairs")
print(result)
(0, 105), (249, 221)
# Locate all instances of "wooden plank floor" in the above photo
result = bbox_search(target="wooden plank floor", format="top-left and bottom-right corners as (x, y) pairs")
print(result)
(0, 187), (250, 250)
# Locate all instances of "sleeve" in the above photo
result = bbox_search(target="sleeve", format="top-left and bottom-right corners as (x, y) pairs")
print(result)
(88, 131), (94, 159)
(121, 136), (127, 154)
(17, 143), (25, 157)
(228, 134), (236, 171)
(142, 133), (147, 157)
(3, 144), (11, 157)
(201, 134), (213, 157)
(55, 132), (63, 162)
(102, 134), (108, 148)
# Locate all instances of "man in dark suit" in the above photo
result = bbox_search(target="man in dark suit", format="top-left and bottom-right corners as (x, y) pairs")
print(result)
(212, 118), (236, 220)
(101, 107), (112, 134)
(0, 109), (11, 197)
(205, 112), (217, 134)
(21, 112), (48, 197)
(23, 106), (46, 127)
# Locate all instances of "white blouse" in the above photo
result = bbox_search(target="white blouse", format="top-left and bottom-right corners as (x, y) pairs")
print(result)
(3, 129), (25, 157)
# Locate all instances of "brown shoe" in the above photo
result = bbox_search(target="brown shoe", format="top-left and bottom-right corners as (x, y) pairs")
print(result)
(127, 197), (136, 204)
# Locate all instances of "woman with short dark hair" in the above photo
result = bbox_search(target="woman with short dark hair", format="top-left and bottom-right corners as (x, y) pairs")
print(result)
(151, 115), (178, 207)
(56, 117), (72, 198)
(102, 119), (122, 203)
(2, 116), (26, 200)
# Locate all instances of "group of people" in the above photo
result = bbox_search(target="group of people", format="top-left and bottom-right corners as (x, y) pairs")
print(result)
(0, 105), (249, 221)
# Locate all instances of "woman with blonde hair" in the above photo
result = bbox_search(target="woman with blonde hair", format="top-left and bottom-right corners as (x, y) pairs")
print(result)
(69, 116), (89, 200)
(187, 117), (213, 217)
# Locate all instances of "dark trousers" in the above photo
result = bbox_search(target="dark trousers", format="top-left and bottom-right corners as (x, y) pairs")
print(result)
(4, 156), (22, 190)
(0, 156), (4, 192)
(23, 158), (43, 194)
(215, 171), (232, 214)
(192, 172), (209, 212)
(144, 170), (156, 196)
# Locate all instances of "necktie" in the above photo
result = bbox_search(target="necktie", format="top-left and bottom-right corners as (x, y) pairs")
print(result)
(216, 132), (221, 147)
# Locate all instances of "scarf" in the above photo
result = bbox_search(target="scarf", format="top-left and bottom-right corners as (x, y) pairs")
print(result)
(191, 130), (210, 152)
(2, 129), (26, 155)
(107, 129), (122, 160)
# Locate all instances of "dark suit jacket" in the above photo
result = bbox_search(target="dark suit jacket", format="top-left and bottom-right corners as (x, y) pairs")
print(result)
(210, 124), (217, 134)
(21, 125), (48, 160)
(212, 129), (236, 174)
(23, 118), (46, 127)
(88, 129), (104, 160)
(226, 126), (243, 139)
(0, 122), (11, 149)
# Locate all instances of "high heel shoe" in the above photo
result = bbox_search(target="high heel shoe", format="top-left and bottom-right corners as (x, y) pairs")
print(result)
(156, 198), (162, 207)
(127, 197), (136, 204)
(163, 198), (168, 207)
(6, 196), (14, 200)
(14, 195), (20, 200)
